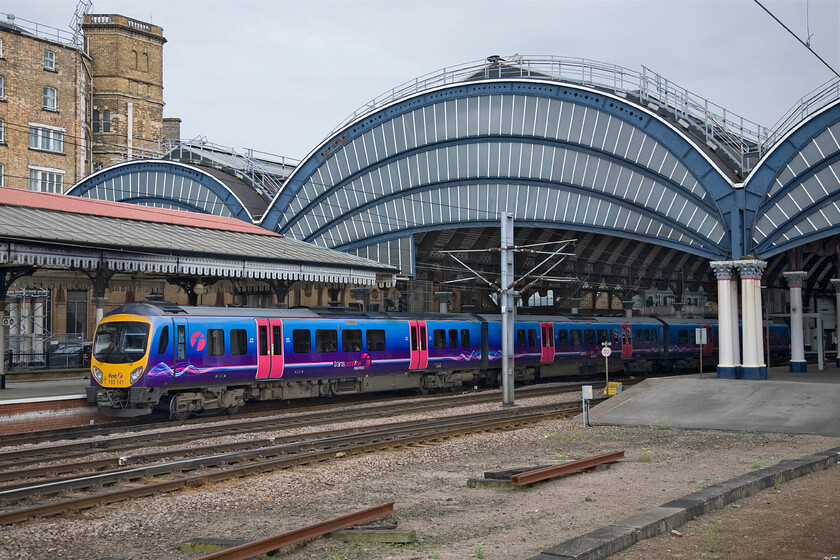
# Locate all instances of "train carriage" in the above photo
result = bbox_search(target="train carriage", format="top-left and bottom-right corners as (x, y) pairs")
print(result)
(86, 301), (791, 418)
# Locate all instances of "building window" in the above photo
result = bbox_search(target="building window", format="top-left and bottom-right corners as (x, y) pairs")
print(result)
(0, 38), (4, 58)
(66, 290), (88, 339)
(29, 126), (64, 153)
(0, 164), (4, 187)
(0, 75), (4, 99)
(102, 110), (110, 132)
(92, 110), (99, 133)
(43, 87), (57, 111)
(29, 168), (64, 193)
(44, 50), (55, 71)
(0, 119), (4, 143)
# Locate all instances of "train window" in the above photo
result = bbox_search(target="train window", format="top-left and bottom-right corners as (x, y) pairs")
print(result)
(570, 330), (582, 346)
(157, 326), (169, 354)
(434, 329), (446, 349)
(316, 330), (338, 353)
(367, 329), (386, 351)
(517, 329), (526, 347)
(177, 325), (186, 360)
(449, 329), (458, 348)
(611, 329), (619, 345)
(272, 326), (282, 355)
(584, 330), (595, 346)
(460, 329), (470, 348)
(230, 329), (247, 356)
(411, 326), (418, 351)
(293, 330), (311, 353)
(558, 330), (569, 346)
(258, 326), (269, 356)
(419, 325), (427, 350)
(528, 329), (537, 347)
(652, 330), (659, 343)
(634, 329), (643, 342)
(678, 330), (690, 344)
(597, 329), (608, 344)
(645, 330), (651, 342)
(207, 329), (225, 356)
(342, 329), (363, 352)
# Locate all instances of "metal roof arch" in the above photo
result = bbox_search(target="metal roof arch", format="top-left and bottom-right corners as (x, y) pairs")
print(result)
(67, 160), (256, 223)
(262, 80), (735, 265)
(310, 177), (729, 260)
(744, 100), (840, 259)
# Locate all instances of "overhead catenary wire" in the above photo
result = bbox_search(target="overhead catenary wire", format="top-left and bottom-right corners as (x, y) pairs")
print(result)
(753, 0), (840, 79)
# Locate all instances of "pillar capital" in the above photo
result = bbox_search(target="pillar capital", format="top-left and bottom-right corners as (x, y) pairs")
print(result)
(782, 271), (807, 288)
(733, 259), (767, 280)
(710, 261), (737, 280)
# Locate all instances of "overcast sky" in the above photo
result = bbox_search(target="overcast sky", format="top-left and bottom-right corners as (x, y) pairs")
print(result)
(2, 0), (838, 161)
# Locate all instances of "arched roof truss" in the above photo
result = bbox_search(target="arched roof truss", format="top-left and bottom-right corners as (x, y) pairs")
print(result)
(262, 81), (734, 271)
(746, 101), (840, 259)
(67, 160), (255, 222)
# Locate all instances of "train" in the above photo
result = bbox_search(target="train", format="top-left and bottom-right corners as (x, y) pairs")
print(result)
(85, 301), (791, 418)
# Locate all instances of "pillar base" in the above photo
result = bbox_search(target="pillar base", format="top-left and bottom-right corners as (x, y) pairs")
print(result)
(741, 366), (767, 380)
(716, 365), (739, 379)
(789, 361), (808, 373)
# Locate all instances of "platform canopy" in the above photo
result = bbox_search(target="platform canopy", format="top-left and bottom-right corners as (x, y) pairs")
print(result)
(0, 187), (396, 291)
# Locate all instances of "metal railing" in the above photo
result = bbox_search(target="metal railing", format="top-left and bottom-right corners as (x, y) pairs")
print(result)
(0, 12), (81, 48)
(107, 139), (300, 198)
(331, 55), (840, 176)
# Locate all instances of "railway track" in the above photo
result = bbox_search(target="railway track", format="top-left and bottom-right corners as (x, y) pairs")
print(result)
(0, 399), (585, 525)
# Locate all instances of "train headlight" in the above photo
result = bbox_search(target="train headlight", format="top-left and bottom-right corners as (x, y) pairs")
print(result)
(129, 367), (144, 384)
(91, 366), (103, 384)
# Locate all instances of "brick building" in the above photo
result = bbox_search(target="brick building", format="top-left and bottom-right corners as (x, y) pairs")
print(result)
(0, 13), (92, 192)
(81, 14), (166, 169)
(0, 11), (167, 191)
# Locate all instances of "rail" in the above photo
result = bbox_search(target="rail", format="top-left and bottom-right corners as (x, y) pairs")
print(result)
(331, 55), (840, 175)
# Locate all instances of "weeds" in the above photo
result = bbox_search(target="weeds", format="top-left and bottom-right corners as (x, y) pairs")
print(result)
(475, 544), (485, 558)
(772, 473), (783, 494)
(653, 420), (673, 430)
(639, 447), (652, 463)
(706, 518), (723, 551)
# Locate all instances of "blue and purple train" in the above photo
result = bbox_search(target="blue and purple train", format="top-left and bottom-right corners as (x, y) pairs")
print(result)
(86, 301), (791, 418)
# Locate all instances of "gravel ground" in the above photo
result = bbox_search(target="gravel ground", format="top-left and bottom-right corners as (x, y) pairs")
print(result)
(0, 392), (837, 560)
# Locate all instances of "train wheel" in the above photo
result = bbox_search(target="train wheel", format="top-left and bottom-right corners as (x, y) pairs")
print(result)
(169, 397), (190, 421)
(224, 406), (240, 416)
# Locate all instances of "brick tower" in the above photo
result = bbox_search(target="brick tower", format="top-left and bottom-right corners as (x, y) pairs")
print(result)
(81, 14), (166, 169)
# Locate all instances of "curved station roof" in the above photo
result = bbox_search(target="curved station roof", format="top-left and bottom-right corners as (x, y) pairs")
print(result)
(68, 56), (840, 301)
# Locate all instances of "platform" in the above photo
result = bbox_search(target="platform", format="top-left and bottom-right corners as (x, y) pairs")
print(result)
(0, 376), (89, 404)
(591, 365), (840, 437)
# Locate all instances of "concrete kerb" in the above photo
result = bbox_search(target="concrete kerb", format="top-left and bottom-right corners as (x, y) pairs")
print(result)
(524, 447), (840, 560)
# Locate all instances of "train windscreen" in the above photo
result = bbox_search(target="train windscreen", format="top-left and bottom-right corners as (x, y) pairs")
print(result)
(93, 321), (150, 364)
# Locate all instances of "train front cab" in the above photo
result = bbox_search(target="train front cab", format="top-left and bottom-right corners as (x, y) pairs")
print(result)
(86, 313), (154, 416)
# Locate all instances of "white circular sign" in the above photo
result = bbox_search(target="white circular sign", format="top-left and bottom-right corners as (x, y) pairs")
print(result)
(601, 346), (612, 358)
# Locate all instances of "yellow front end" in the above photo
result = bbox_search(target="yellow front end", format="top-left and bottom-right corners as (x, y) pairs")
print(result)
(90, 314), (152, 389)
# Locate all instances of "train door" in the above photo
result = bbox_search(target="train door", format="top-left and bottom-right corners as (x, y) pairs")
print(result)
(256, 319), (271, 379)
(409, 321), (428, 370)
(540, 322), (555, 363)
(255, 319), (285, 379)
(701, 324), (714, 357)
(621, 324), (633, 358)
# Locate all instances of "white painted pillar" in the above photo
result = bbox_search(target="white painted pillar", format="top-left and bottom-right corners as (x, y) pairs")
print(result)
(735, 260), (767, 379)
(729, 278), (741, 368)
(93, 297), (107, 327)
(710, 262), (738, 378)
(784, 271), (807, 373)
(32, 295), (45, 360)
(831, 279), (840, 367)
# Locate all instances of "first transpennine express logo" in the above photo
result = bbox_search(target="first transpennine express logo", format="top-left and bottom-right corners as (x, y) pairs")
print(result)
(191, 332), (206, 352)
